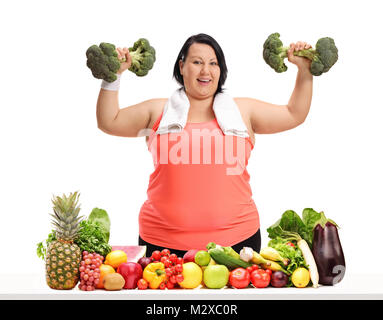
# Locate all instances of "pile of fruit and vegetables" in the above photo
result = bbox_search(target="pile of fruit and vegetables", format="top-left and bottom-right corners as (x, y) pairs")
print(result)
(37, 192), (345, 291)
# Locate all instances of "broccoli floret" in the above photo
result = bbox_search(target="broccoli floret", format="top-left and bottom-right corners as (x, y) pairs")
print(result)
(86, 38), (156, 82)
(263, 33), (290, 73)
(263, 33), (338, 76)
(86, 42), (121, 82)
(127, 38), (156, 77)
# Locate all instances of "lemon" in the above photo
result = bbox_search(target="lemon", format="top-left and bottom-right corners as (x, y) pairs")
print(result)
(179, 262), (203, 289)
(291, 267), (310, 288)
(104, 250), (128, 269)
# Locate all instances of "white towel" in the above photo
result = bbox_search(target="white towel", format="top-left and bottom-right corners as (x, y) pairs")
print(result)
(156, 88), (249, 138)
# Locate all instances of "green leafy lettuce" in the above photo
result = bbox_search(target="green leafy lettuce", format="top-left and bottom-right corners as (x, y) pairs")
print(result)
(88, 208), (111, 242)
(268, 237), (307, 274)
(267, 208), (321, 248)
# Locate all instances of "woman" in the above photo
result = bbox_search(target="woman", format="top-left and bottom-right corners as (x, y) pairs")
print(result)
(96, 34), (313, 257)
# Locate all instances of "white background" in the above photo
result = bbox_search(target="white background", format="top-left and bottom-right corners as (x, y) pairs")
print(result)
(0, 0), (382, 277)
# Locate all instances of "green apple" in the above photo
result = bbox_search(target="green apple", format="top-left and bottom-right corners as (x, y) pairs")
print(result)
(203, 265), (229, 289)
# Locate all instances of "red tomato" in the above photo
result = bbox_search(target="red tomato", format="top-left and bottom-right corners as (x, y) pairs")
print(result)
(151, 250), (161, 261)
(250, 269), (271, 288)
(265, 269), (272, 276)
(251, 264), (260, 271)
(161, 249), (171, 256)
(246, 266), (253, 274)
(286, 242), (295, 248)
(169, 254), (178, 264)
(160, 256), (169, 264)
(166, 281), (175, 289)
(229, 268), (251, 289)
(137, 278), (148, 290)
(246, 264), (259, 274)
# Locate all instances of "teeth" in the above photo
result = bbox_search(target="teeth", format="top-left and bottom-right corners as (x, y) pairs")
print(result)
(198, 79), (210, 82)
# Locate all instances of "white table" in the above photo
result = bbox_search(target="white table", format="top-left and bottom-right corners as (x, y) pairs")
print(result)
(1, 273), (382, 300)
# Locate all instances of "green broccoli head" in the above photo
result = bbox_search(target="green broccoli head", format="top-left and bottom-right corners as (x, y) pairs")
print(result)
(263, 33), (290, 73)
(310, 37), (338, 76)
(128, 38), (156, 77)
(86, 38), (156, 82)
(262, 33), (338, 76)
(86, 43), (121, 83)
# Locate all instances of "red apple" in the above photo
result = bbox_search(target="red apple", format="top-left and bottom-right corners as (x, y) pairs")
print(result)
(117, 262), (143, 289)
(183, 249), (200, 263)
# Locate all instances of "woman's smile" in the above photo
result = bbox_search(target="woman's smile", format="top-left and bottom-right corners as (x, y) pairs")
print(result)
(197, 78), (212, 86)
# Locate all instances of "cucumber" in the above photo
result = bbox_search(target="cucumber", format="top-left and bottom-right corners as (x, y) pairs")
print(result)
(208, 247), (252, 270)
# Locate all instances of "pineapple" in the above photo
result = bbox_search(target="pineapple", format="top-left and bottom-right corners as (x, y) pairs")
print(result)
(45, 191), (83, 290)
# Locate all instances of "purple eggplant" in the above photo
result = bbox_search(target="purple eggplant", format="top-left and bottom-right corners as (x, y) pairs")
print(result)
(312, 213), (345, 285)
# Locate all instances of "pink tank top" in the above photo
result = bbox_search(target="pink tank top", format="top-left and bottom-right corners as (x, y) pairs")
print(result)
(138, 111), (260, 251)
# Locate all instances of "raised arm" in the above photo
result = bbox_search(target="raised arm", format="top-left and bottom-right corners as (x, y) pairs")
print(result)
(237, 41), (313, 134)
(96, 47), (166, 137)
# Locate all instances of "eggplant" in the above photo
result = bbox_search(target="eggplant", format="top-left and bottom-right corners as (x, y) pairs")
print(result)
(312, 212), (345, 285)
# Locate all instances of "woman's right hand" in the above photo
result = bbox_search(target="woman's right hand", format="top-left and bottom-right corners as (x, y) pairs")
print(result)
(116, 47), (132, 74)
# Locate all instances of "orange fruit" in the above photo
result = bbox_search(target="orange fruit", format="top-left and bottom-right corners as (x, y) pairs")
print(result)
(104, 250), (128, 269)
(96, 264), (116, 289)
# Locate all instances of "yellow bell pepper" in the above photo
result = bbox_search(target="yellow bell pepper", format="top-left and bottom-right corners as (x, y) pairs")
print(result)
(143, 262), (167, 289)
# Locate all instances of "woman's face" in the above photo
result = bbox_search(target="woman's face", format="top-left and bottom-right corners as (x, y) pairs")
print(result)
(179, 43), (220, 99)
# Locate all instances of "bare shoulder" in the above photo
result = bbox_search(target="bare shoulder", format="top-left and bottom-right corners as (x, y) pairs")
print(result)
(147, 98), (168, 129)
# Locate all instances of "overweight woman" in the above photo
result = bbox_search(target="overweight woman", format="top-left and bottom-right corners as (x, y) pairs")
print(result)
(96, 33), (313, 257)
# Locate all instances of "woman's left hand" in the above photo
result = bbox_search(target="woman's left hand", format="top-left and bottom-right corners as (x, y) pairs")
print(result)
(287, 41), (312, 71)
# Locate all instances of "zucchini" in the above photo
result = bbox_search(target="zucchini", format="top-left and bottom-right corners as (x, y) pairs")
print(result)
(208, 247), (252, 270)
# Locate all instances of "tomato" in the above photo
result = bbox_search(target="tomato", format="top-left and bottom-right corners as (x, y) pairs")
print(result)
(246, 264), (259, 274)
(250, 269), (271, 288)
(286, 242), (295, 248)
(137, 278), (148, 290)
(229, 268), (251, 289)
(160, 256), (168, 263)
(166, 280), (175, 289)
(161, 249), (171, 257)
(169, 254), (178, 264)
(151, 250), (161, 261)
(169, 275), (177, 284)
(175, 264), (183, 273)
(251, 264), (259, 271)
(163, 259), (172, 268)
(265, 269), (272, 276)
(175, 274), (184, 283)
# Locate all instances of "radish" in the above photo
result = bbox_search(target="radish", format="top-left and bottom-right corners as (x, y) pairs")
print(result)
(296, 238), (319, 288)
